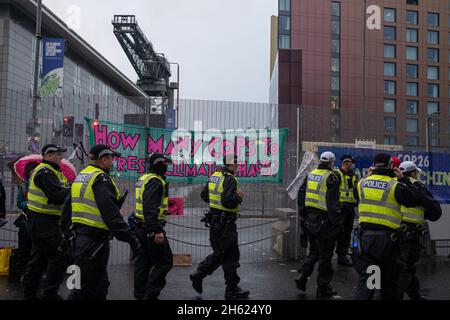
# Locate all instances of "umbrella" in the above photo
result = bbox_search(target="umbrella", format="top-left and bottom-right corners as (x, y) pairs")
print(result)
(13, 154), (77, 182)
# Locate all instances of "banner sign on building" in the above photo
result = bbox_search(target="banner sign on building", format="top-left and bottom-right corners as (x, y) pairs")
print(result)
(318, 146), (450, 204)
(86, 118), (288, 184)
(41, 38), (65, 97)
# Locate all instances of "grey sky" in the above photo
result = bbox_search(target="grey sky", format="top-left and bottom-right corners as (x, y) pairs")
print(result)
(43, 0), (277, 103)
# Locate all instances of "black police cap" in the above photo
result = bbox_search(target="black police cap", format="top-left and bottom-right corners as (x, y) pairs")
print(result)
(89, 144), (121, 160)
(41, 144), (67, 156)
(147, 153), (172, 166)
(340, 154), (355, 163)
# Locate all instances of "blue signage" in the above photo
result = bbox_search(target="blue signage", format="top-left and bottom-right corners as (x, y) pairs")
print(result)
(41, 38), (65, 97)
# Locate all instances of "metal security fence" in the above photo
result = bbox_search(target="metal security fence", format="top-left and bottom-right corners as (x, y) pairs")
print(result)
(1, 90), (450, 265)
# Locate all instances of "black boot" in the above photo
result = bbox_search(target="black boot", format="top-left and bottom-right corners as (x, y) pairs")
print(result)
(337, 255), (353, 267)
(189, 271), (204, 294)
(225, 286), (250, 299)
(316, 285), (337, 299)
(295, 275), (308, 292)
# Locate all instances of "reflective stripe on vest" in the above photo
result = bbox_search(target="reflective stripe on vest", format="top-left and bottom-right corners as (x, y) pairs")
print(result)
(305, 169), (333, 211)
(27, 162), (67, 216)
(357, 174), (402, 229)
(71, 166), (120, 230)
(135, 173), (169, 221)
(338, 170), (357, 204)
(208, 171), (239, 214)
(401, 177), (425, 224)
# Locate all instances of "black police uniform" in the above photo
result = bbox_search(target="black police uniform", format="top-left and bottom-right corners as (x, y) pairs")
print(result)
(22, 160), (70, 300)
(61, 165), (140, 300)
(398, 177), (441, 300)
(191, 168), (247, 298)
(335, 168), (359, 263)
(352, 167), (419, 300)
(134, 169), (173, 300)
(296, 163), (342, 298)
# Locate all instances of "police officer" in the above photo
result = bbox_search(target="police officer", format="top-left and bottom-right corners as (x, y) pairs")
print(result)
(134, 153), (173, 300)
(189, 155), (249, 299)
(61, 144), (141, 300)
(353, 153), (419, 300)
(397, 161), (441, 300)
(295, 151), (342, 299)
(22, 144), (70, 300)
(335, 155), (359, 267)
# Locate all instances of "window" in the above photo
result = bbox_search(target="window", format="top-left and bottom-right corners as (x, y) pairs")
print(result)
(431, 121), (439, 134)
(406, 119), (418, 133)
(384, 26), (396, 40)
(331, 58), (339, 72)
(406, 11), (418, 24)
(406, 82), (418, 96)
(331, 96), (339, 109)
(406, 46), (418, 60)
(279, 35), (290, 49)
(448, 69), (450, 80)
(406, 64), (418, 78)
(384, 62), (396, 76)
(406, 100), (418, 114)
(331, 2), (340, 16)
(331, 39), (340, 53)
(384, 136), (396, 145)
(384, 117), (396, 131)
(448, 32), (450, 45)
(384, 44), (396, 58)
(384, 80), (396, 95)
(427, 31), (439, 44)
(432, 137), (439, 147)
(427, 48), (439, 62)
(427, 13), (439, 27)
(427, 101), (439, 114)
(405, 136), (418, 146)
(427, 66), (439, 80)
(427, 84), (439, 98)
(384, 99), (396, 113)
(331, 21), (340, 35)
(279, 15), (290, 31)
(406, 28), (418, 42)
(407, 0), (418, 5)
(331, 76), (340, 91)
(384, 8), (396, 22)
(279, 0), (290, 11)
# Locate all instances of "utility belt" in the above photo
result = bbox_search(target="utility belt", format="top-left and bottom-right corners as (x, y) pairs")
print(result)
(201, 209), (237, 228)
(73, 223), (110, 239)
(400, 222), (424, 240)
(27, 211), (61, 221)
(360, 226), (402, 242)
(134, 217), (166, 228)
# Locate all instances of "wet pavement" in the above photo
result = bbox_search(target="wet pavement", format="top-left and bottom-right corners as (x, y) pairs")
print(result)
(1, 257), (450, 300)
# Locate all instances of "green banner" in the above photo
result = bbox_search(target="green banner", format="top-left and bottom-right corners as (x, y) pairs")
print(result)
(86, 118), (288, 184)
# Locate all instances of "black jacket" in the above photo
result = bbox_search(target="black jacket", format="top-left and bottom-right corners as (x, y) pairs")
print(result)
(353, 168), (420, 230)
(61, 165), (136, 243)
(201, 168), (242, 212)
(141, 170), (168, 234)
(32, 160), (69, 207)
(297, 163), (341, 223)
(0, 179), (6, 216)
(408, 177), (442, 222)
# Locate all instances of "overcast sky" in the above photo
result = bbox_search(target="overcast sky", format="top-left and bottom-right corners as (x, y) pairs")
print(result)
(43, 0), (277, 103)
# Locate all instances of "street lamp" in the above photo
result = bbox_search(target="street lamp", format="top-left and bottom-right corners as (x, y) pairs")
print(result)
(425, 112), (439, 152)
(31, 0), (43, 151)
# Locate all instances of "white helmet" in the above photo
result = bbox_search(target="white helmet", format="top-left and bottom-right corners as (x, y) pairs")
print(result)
(320, 151), (336, 163)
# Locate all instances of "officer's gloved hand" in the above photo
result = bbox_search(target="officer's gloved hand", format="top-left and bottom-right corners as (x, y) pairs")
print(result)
(129, 237), (142, 260)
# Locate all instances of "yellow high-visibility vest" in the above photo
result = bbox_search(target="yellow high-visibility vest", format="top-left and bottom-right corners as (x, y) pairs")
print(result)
(208, 171), (240, 214)
(27, 162), (68, 216)
(305, 169), (336, 211)
(135, 173), (169, 222)
(400, 177), (425, 224)
(71, 165), (120, 230)
(357, 174), (402, 229)
(338, 170), (357, 204)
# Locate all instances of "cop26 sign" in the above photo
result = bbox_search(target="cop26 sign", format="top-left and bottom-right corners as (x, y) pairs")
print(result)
(86, 118), (288, 184)
(41, 38), (65, 97)
(318, 147), (450, 204)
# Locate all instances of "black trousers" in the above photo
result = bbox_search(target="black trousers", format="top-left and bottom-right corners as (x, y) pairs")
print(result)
(197, 217), (240, 288)
(353, 228), (400, 300)
(22, 216), (69, 299)
(69, 233), (110, 300)
(15, 219), (32, 277)
(299, 233), (319, 277)
(134, 225), (173, 300)
(398, 232), (422, 300)
(335, 204), (355, 257)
